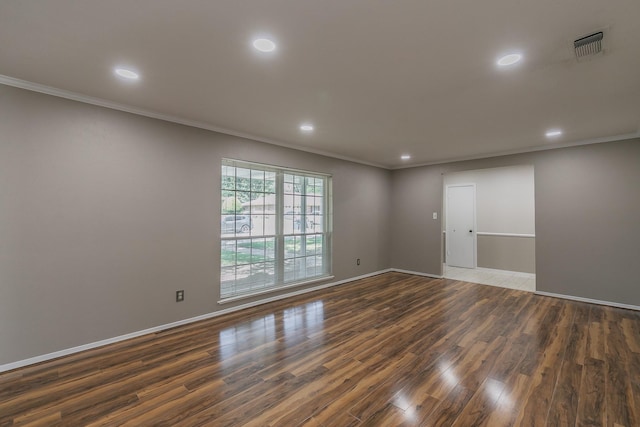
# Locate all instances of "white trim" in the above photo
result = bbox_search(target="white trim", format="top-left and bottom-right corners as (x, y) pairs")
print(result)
(390, 268), (443, 279)
(476, 232), (536, 238)
(535, 291), (640, 312)
(445, 183), (477, 269)
(0, 74), (386, 170)
(218, 275), (335, 304)
(222, 158), (332, 178)
(0, 269), (391, 373)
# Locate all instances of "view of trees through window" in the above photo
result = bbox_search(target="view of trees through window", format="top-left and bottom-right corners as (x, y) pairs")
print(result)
(221, 160), (331, 298)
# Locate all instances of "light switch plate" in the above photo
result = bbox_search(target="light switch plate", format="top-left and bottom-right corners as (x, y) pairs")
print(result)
(432, 212), (438, 220)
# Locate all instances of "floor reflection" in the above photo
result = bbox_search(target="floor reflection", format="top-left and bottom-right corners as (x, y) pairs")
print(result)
(485, 378), (506, 403)
(5, 272), (626, 425)
(439, 362), (460, 388)
(219, 314), (276, 363)
(283, 301), (325, 342)
(218, 300), (325, 364)
(393, 393), (418, 423)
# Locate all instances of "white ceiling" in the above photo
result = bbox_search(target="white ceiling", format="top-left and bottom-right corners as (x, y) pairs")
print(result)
(1, 0), (638, 168)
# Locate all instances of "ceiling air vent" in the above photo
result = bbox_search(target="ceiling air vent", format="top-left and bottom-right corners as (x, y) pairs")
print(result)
(574, 31), (603, 60)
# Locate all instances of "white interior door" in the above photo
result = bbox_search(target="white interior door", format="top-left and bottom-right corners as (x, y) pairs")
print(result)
(446, 184), (476, 268)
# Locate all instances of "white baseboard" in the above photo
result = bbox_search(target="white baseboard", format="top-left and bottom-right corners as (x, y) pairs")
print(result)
(18, 269), (632, 373)
(535, 291), (640, 311)
(0, 269), (392, 373)
(390, 268), (443, 279)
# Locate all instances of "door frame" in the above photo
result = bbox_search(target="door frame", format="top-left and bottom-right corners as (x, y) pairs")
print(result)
(445, 183), (477, 269)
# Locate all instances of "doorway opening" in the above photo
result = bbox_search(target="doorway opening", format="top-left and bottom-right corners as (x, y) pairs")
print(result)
(442, 165), (536, 292)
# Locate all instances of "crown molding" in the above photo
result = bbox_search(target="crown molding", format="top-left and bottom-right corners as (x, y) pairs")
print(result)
(1, 74), (637, 172)
(391, 131), (640, 170)
(0, 74), (387, 170)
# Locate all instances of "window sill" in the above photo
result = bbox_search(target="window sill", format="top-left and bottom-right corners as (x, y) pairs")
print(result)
(217, 275), (335, 305)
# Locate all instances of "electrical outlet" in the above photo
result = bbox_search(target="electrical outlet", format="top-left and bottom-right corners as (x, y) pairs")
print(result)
(357, 258), (361, 266)
(176, 290), (184, 302)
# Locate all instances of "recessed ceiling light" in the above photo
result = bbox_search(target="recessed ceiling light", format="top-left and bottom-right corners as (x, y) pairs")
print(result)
(114, 68), (140, 80)
(496, 53), (523, 67)
(545, 129), (563, 138)
(300, 123), (314, 132)
(401, 154), (411, 160)
(253, 38), (276, 53)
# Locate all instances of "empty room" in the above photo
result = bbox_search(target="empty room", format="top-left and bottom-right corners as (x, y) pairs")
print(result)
(1, 1), (639, 426)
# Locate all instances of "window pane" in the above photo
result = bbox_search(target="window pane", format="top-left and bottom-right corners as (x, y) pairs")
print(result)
(251, 170), (264, 192)
(284, 182), (294, 194)
(235, 239), (252, 265)
(296, 236), (305, 257)
(306, 257), (317, 277)
(283, 194), (294, 213)
(292, 214), (302, 235)
(221, 240), (237, 266)
(221, 190), (235, 207)
(221, 161), (331, 298)
(265, 261), (275, 279)
(309, 215), (323, 233)
(222, 165), (235, 190)
(306, 178), (316, 195)
(250, 196), (264, 214)
(294, 258), (305, 280)
(221, 214), (251, 236)
(264, 214), (276, 236)
(221, 193), (240, 215)
(263, 194), (276, 214)
(265, 239), (276, 260)
(284, 236), (298, 259)
(221, 266), (237, 295)
(306, 235), (317, 255)
(236, 167), (251, 185)
(283, 211), (294, 235)
(251, 238), (265, 263)
(284, 259), (294, 282)
(265, 172), (276, 194)
(292, 195), (302, 212)
(249, 214), (263, 236)
(313, 235), (324, 255)
(235, 191), (250, 210)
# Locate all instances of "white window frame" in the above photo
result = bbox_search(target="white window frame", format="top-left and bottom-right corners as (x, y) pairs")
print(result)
(219, 159), (333, 302)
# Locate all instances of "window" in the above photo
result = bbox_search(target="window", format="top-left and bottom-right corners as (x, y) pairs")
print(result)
(220, 159), (332, 299)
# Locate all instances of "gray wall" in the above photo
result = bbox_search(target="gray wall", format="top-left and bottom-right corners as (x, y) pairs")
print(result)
(477, 235), (535, 273)
(0, 85), (391, 365)
(390, 138), (640, 306)
(2, 82), (639, 367)
(442, 234), (536, 273)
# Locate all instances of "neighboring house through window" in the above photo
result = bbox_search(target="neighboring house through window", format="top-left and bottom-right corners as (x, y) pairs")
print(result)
(220, 159), (332, 299)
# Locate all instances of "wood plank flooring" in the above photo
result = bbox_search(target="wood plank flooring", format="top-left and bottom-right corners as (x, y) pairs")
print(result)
(1, 272), (639, 426)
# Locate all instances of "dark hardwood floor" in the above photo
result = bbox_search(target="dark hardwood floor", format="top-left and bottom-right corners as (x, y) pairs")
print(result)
(1, 272), (639, 426)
